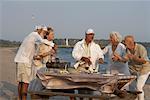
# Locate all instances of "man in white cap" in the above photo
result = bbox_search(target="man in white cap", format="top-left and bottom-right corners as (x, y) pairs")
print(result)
(14, 26), (54, 100)
(72, 28), (104, 99)
(72, 28), (104, 73)
(34, 25), (42, 34)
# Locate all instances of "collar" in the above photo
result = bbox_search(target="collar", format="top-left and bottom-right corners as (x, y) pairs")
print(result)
(127, 43), (137, 54)
(82, 39), (94, 45)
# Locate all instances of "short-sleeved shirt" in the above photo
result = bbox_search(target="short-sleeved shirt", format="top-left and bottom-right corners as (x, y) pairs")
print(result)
(103, 43), (130, 75)
(14, 32), (54, 66)
(126, 43), (150, 75)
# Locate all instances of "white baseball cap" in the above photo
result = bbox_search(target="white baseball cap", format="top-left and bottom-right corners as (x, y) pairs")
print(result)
(85, 28), (94, 34)
(35, 25), (42, 30)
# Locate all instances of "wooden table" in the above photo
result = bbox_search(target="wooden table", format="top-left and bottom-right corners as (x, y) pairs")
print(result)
(28, 69), (136, 99)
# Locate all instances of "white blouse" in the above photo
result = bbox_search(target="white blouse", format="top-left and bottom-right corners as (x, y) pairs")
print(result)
(103, 43), (130, 75)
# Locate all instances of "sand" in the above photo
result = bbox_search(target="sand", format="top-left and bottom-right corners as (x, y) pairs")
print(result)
(0, 47), (150, 100)
(0, 47), (18, 99)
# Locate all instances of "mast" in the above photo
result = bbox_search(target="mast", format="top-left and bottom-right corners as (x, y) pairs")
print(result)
(65, 38), (69, 46)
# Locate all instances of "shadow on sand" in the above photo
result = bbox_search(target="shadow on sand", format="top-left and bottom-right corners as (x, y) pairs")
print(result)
(0, 81), (17, 100)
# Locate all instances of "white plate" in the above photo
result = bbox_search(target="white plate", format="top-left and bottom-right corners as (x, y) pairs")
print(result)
(102, 74), (114, 76)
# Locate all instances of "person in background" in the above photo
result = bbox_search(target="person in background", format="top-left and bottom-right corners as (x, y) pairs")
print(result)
(28, 26), (58, 100)
(14, 26), (54, 100)
(124, 35), (150, 100)
(29, 27), (76, 100)
(72, 28), (104, 100)
(102, 31), (130, 76)
(32, 26), (57, 79)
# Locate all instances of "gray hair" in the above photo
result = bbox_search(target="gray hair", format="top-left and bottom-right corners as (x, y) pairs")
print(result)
(110, 31), (122, 42)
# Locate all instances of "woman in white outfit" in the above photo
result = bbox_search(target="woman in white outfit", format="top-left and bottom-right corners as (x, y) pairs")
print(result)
(32, 27), (56, 79)
(103, 31), (130, 75)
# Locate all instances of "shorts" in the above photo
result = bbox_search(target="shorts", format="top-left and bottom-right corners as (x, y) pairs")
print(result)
(16, 63), (32, 83)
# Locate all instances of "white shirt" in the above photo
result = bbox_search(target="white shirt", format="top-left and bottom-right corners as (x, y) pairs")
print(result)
(14, 32), (54, 66)
(72, 39), (104, 72)
(103, 43), (130, 75)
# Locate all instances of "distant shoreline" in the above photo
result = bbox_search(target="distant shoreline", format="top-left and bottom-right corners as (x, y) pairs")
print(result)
(1, 39), (150, 48)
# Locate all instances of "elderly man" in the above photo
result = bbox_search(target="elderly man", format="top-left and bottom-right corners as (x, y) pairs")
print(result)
(72, 28), (104, 100)
(14, 26), (54, 100)
(124, 35), (150, 100)
(72, 28), (104, 73)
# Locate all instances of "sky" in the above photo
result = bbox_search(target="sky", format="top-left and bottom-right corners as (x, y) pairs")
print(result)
(1, 0), (150, 42)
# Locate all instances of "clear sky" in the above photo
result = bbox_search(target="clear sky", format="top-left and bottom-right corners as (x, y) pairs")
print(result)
(1, 0), (150, 42)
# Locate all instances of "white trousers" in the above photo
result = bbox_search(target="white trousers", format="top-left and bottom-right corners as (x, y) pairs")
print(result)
(136, 72), (150, 100)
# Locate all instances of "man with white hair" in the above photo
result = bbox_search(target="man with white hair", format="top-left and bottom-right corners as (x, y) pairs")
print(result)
(124, 35), (150, 100)
(14, 25), (54, 100)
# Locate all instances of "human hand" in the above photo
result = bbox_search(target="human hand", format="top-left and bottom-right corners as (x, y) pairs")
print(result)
(99, 58), (104, 64)
(33, 55), (42, 60)
(126, 54), (137, 60)
(112, 56), (118, 61)
(123, 54), (129, 61)
(53, 44), (58, 51)
(114, 53), (122, 59)
(49, 49), (56, 56)
(112, 52), (123, 62)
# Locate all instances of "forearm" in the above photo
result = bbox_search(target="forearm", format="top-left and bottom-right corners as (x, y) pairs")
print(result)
(40, 51), (51, 57)
(72, 51), (82, 61)
(36, 39), (54, 47)
(113, 53), (127, 63)
(118, 57), (128, 63)
(126, 54), (147, 64)
(34, 51), (52, 59)
(132, 57), (146, 64)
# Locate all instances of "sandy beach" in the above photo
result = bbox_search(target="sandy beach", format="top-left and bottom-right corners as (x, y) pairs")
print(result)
(0, 47), (150, 100)
(0, 47), (18, 100)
